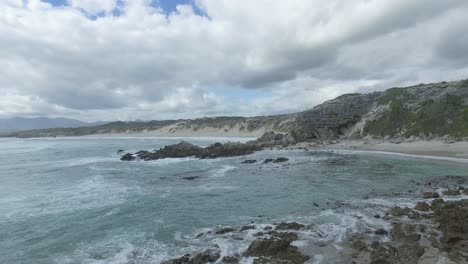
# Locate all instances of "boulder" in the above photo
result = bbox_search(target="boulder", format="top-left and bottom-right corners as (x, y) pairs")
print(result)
(120, 153), (135, 161)
(191, 247), (221, 264)
(374, 228), (388, 235)
(241, 159), (257, 164)
(221, 256), (239, 264)
(274, 222), (305, 231)
(263, 159), (274, 164)
(273, 157), (289, 163)
(244, 238), (309, 263)
(414, 201), (430, 211)
(422, 192), (440, 199)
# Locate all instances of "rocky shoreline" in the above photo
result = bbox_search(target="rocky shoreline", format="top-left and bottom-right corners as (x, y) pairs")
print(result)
(159, 176), (467, 264)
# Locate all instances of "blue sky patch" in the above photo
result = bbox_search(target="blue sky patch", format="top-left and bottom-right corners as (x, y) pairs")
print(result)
(40, 0), (205, 16)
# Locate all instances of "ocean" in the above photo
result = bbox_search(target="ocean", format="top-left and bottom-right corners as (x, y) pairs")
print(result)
(1, 137), (467, 263)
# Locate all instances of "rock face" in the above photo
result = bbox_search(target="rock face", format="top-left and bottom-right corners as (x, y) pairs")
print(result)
(292, 92), (383, 142)
(121, 141), (263, 161)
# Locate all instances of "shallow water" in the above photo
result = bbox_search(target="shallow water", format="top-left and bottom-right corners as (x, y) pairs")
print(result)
(0, 137), (467, 263)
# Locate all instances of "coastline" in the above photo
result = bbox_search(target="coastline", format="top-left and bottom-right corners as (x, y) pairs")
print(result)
(324, 140), (468, 162)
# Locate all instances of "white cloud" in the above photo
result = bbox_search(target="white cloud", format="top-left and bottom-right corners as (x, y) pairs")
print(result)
(67, 0), (119, 15)
(0, 0), (467, 121)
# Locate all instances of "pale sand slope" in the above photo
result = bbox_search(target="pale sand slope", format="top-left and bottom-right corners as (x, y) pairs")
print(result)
(326, 140), (468, 160)
(83, 128), (267, 138)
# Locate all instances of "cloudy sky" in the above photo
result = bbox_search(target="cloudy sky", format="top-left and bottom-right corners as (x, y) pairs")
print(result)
(1, 0), (468, 122)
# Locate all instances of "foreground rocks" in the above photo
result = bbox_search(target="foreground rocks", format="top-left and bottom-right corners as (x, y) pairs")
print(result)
(120, 141), (263, 161)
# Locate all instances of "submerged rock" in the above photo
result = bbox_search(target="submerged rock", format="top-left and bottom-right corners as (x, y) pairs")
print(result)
(442, 189), (460, 196)
(262, 158), (274, 164)
(241, 159), (257, 164)
(221, 256), (239, 264)
(182, 176), (200, 180)
(274, 222), (305, 231)
(120, 153), (135, 161)
(422, 192), (440, 199)
(163, 246), (221, 264)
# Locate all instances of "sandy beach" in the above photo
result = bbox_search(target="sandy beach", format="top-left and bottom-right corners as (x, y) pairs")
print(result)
(326, 140), (468, 161)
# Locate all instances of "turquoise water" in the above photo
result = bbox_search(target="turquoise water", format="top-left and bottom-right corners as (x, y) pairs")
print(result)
(0, 137), (467, 263)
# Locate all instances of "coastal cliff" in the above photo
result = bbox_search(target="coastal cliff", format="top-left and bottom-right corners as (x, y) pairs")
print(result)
(4, 79), (468, 141)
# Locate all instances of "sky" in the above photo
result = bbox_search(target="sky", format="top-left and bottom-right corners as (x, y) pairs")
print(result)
(1, 0), (468, 122)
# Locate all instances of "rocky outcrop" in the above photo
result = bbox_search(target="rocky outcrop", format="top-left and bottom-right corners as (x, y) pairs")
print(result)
(120, 141), (263, 161)
(292, 92), (383, 142)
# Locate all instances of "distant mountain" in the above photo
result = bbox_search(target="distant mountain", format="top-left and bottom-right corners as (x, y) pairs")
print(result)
(0, 117), (107, 131)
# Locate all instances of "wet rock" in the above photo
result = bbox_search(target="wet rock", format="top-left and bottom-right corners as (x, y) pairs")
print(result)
(422, 192), (440, 199)
(442, 189), (461, 196)
(117, 149), (124, 154)
(350, 239), (367, 252)
(374, 214), (381, 219)
(120, 153), (135, 161)
(182, 176), (200, 180)
(130, 141), (263, 161)
(162, 254), (192, 264)
(244, 238), (310, 263)
(273, 157), (289, 163)
(414, 201), (430, 211)
(262, 159), (274, 164)
(374, 228), (388, 236)
(268, 231), (298, 242)
(388, 206), (420, 219)
(263, 226), (273, 231)
(313, 202), (319, 207)
(192, 246), (221, 264)
(241, 159), (257, 164)
(274, 222), (305, 231)
(215, 227), (236, 235)
(430, 198), (445, 210)
(221, 255), (239, 263)
(240, 225), (256, 232)
(433, 200), (468, 262)
(464, 188), (468, 195)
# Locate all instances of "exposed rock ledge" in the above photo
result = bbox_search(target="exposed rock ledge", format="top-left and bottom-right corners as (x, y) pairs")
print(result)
(120, 141), (263, 161)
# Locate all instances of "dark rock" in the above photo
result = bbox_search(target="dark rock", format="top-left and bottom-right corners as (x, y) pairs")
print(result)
(128, 141), (263, 161)
(264, 226), (273, 231)
(313, 202), (319, 207)
(374, 228), (388, 235)
(414, 201), (430, 211)
(430, 198), (445, 210)
(117, 149), (124, 154)
(422, 192), (440, 199)
(240, 225), (256, 232)
(221, 256), (239, 264)
(161, 254), (192, 264)
(244, 238), (309, 263)
(120, 153), (135, 161)
(433, 200), (468, 262)
(182, 176), (200, 180)
(274, 222), (305, 231)
(268, 231), (298, 242)
(374, 214), (381, 219)
(273, 157), (289, 163)
(215, 227), (236, 235)
(263, 159), (274, 164)
(191, 247), (221, 264)
(241, 159), (257, 164)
